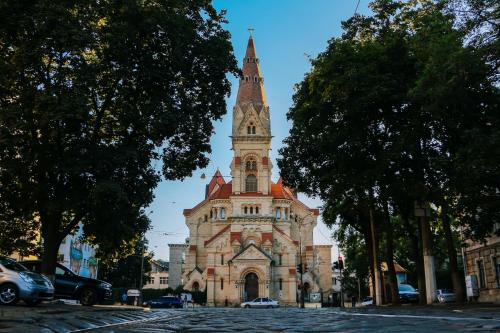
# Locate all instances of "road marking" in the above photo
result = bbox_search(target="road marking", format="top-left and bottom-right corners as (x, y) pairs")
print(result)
(68, 313), (185, 332)
(333, 311), (500, 322)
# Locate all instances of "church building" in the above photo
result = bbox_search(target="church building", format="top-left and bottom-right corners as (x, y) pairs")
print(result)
(182, 33), (332, 306)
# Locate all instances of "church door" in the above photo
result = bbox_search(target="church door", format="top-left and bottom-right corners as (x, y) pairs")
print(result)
(244, 273), (259, 301)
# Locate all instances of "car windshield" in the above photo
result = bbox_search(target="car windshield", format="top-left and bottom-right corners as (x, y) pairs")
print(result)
(441, 289), (453, 294)
(0, 257), (28, 272)
(399, 284), (416, 292)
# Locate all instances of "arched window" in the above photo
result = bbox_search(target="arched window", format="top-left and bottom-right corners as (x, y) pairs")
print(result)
(246, 158), (257, 170)
(246, 174), (257, 192)
(221, 278), (224, 290)
(254, 76), (258, 82)
(221, 254), (224, 265)
(276, 207), (281, 219)
(244, 206), (248, 214)
(220, 208), (226, 219)
(256, 207), (259, 214)
(250, 206), (253, 214)
(279, 278), (283, 291)
(252, 126), (256, 134)
(247, 126), (251, 134)
(278, 254), (282, 266)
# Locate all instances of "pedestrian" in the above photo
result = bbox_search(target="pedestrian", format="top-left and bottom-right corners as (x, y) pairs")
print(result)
(351, 295), (357, 308)
(121, 292), (127, 306)
(183, 294), (187, 308)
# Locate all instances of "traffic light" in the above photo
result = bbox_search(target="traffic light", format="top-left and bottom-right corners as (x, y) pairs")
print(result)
(338, 256), (344, 270)
(297, 264), (302, 274)
(333, 261), (339, 269)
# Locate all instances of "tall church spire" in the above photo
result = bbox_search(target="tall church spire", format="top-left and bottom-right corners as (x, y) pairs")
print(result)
(235, 32), (267, 107)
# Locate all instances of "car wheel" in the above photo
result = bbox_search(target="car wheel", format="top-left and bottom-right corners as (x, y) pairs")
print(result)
(0, 284), (19, 305)
(25, 299), (42, 306)
(245, 304), (250, 308)
(80, 288), (98, 306)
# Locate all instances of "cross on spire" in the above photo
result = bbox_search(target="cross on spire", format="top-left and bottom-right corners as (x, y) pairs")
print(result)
(248, 27), (254, 37)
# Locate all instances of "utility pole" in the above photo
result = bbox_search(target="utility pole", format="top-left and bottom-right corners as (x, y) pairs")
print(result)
(298, 219), (305, 308)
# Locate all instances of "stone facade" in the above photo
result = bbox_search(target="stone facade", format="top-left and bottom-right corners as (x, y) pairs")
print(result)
(464, 232), (500, 303)
(168, 244), (188, 289)
(181, 34), (332, 306)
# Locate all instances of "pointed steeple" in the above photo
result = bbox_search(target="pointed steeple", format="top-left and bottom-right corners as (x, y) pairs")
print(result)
(236, 33), (267, 107)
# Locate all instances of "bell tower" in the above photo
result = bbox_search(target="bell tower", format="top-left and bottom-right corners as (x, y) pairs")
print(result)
(231, 32), (272, 195)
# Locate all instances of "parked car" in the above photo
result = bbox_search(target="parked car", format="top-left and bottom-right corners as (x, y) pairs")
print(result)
(0, 256), (54, 306)
(436, 289), (456, 303)
(240, 297), (279, 308)
(143, 296), (183, 308)
(21, 260), (111, 306)
(361, 296), (373, 306)
(398, 284), (419, 303)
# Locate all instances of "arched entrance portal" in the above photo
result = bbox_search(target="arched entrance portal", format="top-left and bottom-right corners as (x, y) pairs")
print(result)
(192, 281), (200, 292)
(303, 282), (311, 302)
(244, 272), (259, 301)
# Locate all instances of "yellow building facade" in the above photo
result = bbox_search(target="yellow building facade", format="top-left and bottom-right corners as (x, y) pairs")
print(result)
(182, 34), (332, 306)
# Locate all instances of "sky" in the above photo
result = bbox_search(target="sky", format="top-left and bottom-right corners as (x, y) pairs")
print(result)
(147, 0), (371, 261)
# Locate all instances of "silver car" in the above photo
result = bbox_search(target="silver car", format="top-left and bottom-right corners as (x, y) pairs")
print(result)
(0, 256), (54, 306)
(436, 289), (456, 303)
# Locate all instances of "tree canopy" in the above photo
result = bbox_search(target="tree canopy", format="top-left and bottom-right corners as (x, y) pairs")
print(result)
(278, 0), (500, 304)
(0, 0), (238, 274)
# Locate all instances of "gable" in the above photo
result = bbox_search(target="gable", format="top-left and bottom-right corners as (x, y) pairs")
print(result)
(231, 244), (273, 262)
(236, 104), (270, 137)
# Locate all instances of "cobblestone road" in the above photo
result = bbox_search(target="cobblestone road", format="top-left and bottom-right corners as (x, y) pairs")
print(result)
(94, 307), (500, 333)
(1, 304), (499, 332)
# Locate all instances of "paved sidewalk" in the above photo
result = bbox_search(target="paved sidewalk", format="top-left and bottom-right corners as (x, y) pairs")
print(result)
(0, 303), (177, 333)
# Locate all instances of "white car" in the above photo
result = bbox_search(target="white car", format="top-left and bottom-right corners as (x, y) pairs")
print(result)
(361, 296), (373, 306)
(436, 289), (456, 303)
(240, 297), (279, 308)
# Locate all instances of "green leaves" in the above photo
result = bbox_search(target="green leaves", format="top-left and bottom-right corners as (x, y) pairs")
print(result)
(0, 0), (237, 268)
(279, 0), (499, 240)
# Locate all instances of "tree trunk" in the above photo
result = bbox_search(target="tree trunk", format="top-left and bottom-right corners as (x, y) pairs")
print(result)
(403, 215), (426, 305)
(40, 212), (63, 281)
(364, 225), (376, 303)
(441, 202), (465, 302)
(416, 216), (428, 305)
(383, 200), (400, 305)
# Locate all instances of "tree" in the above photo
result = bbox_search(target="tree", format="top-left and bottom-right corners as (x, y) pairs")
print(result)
(279, 0), (499, 304)
(98, 238), (152, 289)
(0, 0), (238, 277)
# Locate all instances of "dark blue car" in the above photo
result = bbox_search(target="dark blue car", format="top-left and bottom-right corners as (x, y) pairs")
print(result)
(143, 296), (182, 308)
